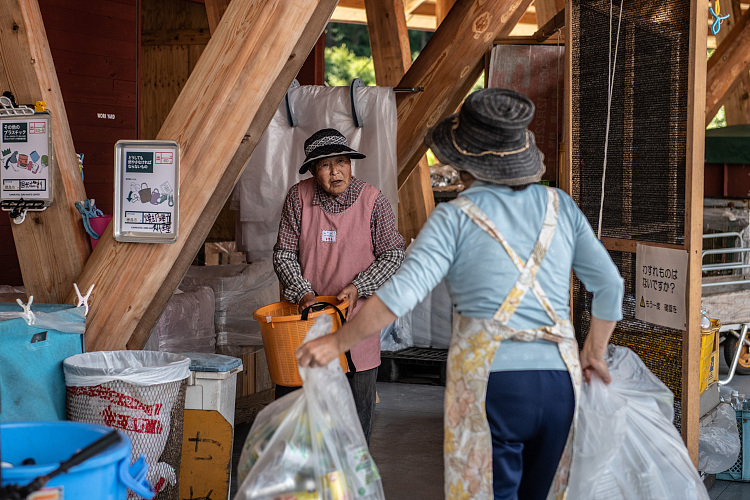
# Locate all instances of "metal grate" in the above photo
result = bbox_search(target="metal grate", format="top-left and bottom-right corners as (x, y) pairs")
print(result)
(381, 347), (448, 365)
(571, 0), (691, 430)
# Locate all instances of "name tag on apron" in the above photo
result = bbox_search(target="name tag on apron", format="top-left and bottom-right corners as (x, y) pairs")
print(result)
(321, 230), (337, 243)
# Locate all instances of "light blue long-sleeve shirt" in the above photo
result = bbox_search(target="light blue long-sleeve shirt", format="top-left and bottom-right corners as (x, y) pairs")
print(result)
(376, 182), (624, 371)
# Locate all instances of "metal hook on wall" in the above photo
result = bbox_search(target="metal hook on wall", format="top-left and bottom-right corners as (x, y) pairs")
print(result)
(285, 79), (300, 127)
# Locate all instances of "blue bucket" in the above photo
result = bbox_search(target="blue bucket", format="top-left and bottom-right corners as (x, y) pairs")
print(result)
(1, 421), (155, 499)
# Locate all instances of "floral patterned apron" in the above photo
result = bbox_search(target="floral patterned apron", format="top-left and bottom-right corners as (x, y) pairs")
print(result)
(444, 187), (582, 500)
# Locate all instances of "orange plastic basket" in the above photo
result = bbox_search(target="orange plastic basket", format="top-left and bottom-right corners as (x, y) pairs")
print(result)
(252, 296), (349, 387)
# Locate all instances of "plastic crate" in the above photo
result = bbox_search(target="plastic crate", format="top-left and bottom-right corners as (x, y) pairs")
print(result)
(717, 409), (750, 481)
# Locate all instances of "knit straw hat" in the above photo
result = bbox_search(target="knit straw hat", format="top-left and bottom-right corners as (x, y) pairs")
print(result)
(299, 128), (366, 174)
(425, 88), (545, 186)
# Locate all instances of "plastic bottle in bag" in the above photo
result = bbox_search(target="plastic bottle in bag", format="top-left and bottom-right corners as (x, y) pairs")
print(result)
(731, 390), (742, 410)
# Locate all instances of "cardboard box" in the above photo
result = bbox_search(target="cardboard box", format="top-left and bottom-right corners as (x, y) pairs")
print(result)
(216, 344), (274, 397)
(204, 241), (246, 266)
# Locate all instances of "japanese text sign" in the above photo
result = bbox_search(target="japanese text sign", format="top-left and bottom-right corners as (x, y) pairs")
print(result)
(0, 113), (53, 205)
(114, 140), (179, 243)
(635, 243), (688, 330)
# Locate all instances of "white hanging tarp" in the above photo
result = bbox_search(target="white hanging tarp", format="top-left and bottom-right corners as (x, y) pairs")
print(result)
(232, 85), (398, 261)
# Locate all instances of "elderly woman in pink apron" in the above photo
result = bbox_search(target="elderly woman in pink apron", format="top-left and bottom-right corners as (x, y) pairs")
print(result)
(296, 89), (624, 499)
(273, 128), (405, 444)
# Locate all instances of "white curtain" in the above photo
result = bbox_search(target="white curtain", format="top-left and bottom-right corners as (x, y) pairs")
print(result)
(232, 85), (398, 261)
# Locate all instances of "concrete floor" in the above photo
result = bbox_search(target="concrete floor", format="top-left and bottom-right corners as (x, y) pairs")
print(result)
(231, 358), (750, 500)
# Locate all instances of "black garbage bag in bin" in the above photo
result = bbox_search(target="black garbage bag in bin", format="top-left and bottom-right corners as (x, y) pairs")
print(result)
(63, 351), (190, 500)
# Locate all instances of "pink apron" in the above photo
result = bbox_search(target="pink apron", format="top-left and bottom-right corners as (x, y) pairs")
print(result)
(298, 177), (381, 371)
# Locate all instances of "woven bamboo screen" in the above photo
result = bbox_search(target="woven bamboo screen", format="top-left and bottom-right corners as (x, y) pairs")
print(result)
(570, 0), (691, 429)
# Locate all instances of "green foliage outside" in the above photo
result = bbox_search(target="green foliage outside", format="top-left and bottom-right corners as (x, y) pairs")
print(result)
(325, 45), (376, 86)
(706, 48), (726, 129)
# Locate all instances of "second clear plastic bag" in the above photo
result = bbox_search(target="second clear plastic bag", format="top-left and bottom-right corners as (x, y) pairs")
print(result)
(567, 346), (709, 500)
(236, 315), (385, 500)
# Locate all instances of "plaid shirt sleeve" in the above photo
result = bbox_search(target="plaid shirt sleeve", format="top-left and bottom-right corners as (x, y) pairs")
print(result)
(351, 192), (406, 297)
(273, 184), (314, 303)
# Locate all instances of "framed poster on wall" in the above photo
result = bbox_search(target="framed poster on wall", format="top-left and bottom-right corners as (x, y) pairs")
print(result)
(0, 111), (54, 209)
(114, 140), (179, 243)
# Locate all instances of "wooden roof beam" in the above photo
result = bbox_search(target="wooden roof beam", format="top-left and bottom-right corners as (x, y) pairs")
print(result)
(70, 0), (339, 351)
(705, 6), (750, 125)
(714, 0), (750, 125)
(366, 0), (435, 242)
(534, 0), (563, 27)
(405, 0), (429, 15)
(396, 0), (533, 187)
(0, 0), (90, 303)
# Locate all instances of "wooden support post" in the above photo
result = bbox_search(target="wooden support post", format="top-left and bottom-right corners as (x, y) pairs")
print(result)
(534, 0), (564, 27)
(561, 0), (572, 196)
(396, 0), (532, 188)
(705, 7), (750, 126)
(366, 0), (412, 83)
(714, 0), (750, 125)
(0, 0), (90, 303)
(685, 0), (708, 465)
(366, 0), (435, 242)
(70, 0), (339, 351)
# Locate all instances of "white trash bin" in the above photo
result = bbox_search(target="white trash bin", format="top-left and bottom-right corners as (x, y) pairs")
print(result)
(178, 352), (242, 500)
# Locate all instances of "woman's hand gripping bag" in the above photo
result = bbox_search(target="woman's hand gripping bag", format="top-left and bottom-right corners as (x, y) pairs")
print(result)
(236, 315), (385, 500)
(566, 345), (709, 500)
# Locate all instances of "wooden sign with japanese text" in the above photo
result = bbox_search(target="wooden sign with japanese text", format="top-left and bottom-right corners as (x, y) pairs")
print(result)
(635, 243), (688, 330)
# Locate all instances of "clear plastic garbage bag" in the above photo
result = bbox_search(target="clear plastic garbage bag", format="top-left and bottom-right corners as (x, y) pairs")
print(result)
(380, 315), (413, 352)
(699, 402), (740, 474)
(566, 346), (709, 500)
(236, 315), (385, 500)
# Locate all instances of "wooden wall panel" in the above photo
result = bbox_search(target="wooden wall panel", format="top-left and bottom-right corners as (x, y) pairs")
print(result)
(0, 0), (137, 287)
(43, 0), (138, 261)
(139, 0), (209, 140)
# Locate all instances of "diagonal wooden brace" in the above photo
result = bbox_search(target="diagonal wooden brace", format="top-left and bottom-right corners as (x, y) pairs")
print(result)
(70, 0), (339, 351)
(395, 0), (533, 188)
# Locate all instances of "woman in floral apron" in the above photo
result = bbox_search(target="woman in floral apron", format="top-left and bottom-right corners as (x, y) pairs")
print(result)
(296, 88), (624, 499)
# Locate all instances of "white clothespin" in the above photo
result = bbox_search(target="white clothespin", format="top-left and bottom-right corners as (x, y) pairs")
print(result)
(12, 208), (28, 224)
(74, 283), (95, 316)
(16, 296), (36, 325)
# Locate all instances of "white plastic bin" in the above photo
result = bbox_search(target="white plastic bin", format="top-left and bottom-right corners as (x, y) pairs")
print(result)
(179, 352), (243, 500)
(183, 352), (242, 423)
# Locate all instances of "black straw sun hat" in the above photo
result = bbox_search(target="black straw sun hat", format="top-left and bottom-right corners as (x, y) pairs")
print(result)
(425, 88), (545, 186)
(299, 128), (366, 174)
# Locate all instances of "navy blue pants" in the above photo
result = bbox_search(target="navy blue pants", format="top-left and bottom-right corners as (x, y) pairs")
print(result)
(484, 370), (575, 500)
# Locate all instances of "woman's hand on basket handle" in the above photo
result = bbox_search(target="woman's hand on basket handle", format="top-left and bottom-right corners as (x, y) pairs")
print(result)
(580, 316), (617, 385)
(297, 295), (397, 368)
(298, 292), (317, 314)
(337, 284), (359, 320)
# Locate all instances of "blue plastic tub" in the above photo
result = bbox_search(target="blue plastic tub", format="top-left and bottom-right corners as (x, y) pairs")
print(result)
(1, 421), (154, 499)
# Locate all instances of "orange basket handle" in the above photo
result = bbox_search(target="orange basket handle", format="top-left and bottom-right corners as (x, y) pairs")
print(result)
(300, 301), (357, 374)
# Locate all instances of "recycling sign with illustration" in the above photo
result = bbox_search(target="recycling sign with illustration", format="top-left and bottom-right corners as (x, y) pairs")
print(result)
(635, 243), (687, 330)
(115, 141), (179, 243)
(0, 114), (52, 204)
